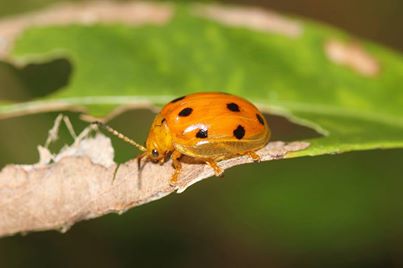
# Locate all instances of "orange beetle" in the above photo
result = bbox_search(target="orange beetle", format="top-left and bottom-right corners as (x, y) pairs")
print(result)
(96, 92), (270, 184)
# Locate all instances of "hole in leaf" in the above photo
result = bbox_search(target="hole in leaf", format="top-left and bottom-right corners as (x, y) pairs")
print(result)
(0, 58), (72, 102)
(264, 113), (323, 141)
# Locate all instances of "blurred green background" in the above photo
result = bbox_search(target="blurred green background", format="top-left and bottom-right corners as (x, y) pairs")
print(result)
(1, 0), (403, 267)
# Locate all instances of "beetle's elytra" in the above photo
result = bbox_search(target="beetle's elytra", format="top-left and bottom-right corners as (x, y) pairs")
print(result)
(95, 92), (271, 184)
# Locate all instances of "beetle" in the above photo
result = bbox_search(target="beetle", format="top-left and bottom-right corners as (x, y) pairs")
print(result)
(95, 92), (270, 184)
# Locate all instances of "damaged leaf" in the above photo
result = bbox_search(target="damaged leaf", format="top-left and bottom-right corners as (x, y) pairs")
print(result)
(0, 3), (402, 179)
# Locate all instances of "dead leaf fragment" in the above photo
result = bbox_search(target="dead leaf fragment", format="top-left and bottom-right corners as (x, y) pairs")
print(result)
(325, 39), (380, 76)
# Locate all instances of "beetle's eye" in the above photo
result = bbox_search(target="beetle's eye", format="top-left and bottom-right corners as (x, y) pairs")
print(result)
(151, 149), (159, 158)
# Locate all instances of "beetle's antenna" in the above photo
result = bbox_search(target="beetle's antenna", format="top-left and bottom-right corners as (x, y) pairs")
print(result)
(92, 121), (147, 152)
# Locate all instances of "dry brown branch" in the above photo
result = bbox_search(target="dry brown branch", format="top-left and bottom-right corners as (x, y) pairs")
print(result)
(0, 120), (309, 237)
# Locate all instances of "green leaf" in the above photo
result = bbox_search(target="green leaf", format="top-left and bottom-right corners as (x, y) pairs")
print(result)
(1, 3), (403, 158)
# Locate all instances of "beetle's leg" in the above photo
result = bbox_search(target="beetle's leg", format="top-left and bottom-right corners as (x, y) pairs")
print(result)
(137, 152), (148, 189)
(215, 143), (261, 162)
(245, 151), (261, 162)
(137, 152), (147, 172)
(112, 163), (121, 184)
(170, 150), (182, 185)
(205, 159), (224, 177)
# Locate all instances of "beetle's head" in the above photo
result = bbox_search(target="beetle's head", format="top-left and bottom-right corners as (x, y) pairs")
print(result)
(145, 114), (174, 163)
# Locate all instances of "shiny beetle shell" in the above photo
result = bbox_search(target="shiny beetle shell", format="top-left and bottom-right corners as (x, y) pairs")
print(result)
(143, 92), (271, 183)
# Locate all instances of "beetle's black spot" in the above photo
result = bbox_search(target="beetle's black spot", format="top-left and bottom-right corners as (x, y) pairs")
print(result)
(227, 102), (240, 112)
(161, 118), (166, 124)
(233, 125), (245, 140)
(170, 96), (185, 103)
(178, 107), (193, 117)
(256, 114), (264, 125)
(196, 128), (208, 138)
